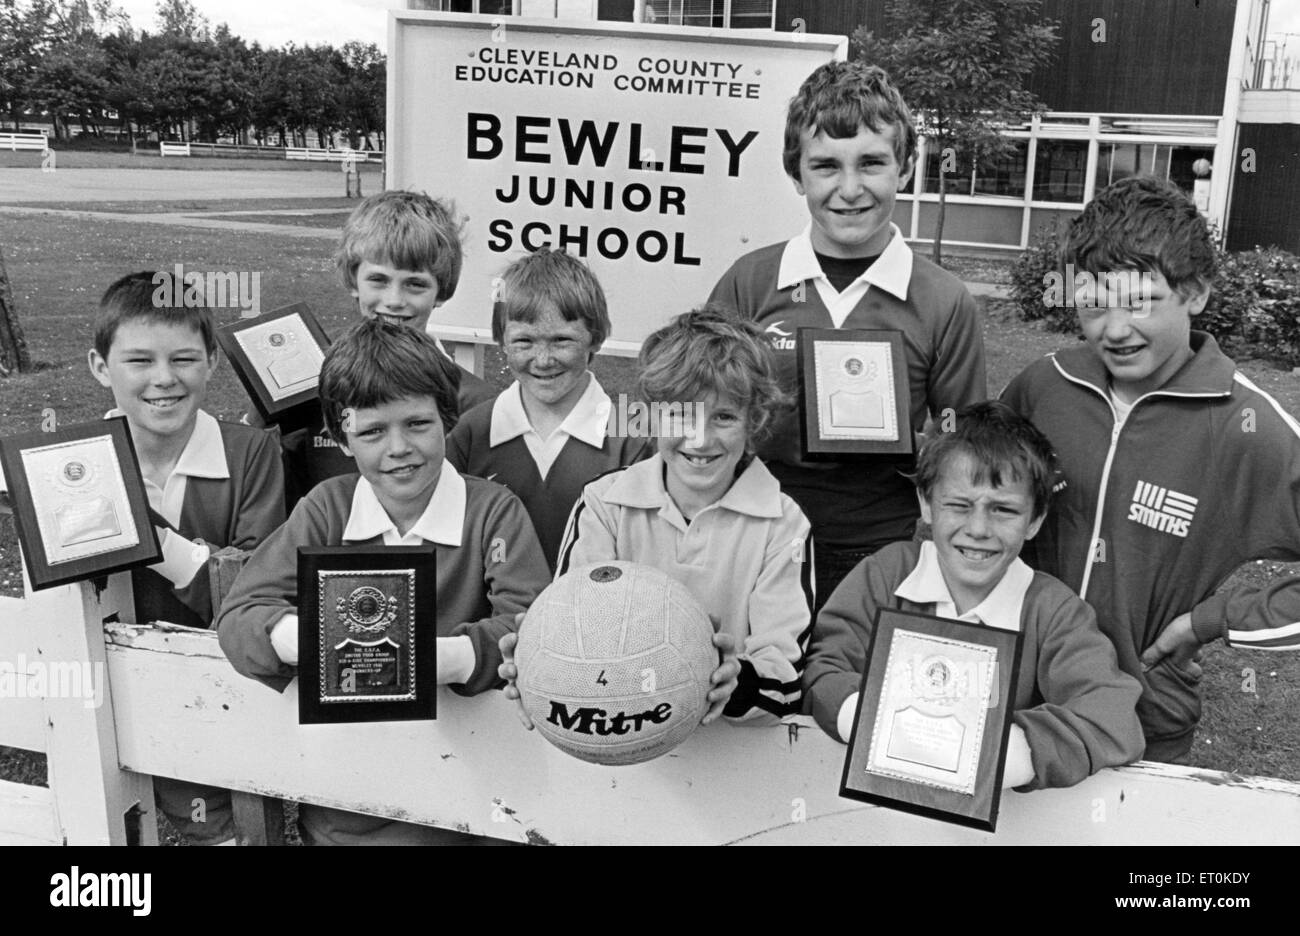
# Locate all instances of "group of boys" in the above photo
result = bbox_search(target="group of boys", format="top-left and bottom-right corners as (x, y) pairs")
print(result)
(64, 58), (1300, 845)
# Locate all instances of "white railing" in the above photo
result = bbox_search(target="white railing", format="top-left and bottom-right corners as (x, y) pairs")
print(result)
(151, 140), (383, 163)
(1, 568), (1298, 845)
(0, 132), (48, 152)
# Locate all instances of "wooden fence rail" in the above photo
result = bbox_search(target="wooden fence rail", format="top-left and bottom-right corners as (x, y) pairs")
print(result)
(1, 569), (1298, 845)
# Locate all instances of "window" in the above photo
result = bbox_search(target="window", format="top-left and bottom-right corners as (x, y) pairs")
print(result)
(407, 0), (478, 10)
(665, 0), (723, 27)
(1033, 139), (1087, 203)
(923, 146), (974, 195)
(1095, 142), (1215, 195)
(973, 142), (1027, 198)
(638, 0), (773, 27)
(922, 142), (1027, 198)
(729, 0), (775, 29)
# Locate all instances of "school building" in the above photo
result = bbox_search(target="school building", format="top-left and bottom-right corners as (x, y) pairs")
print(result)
(410, 0), (1300, 255)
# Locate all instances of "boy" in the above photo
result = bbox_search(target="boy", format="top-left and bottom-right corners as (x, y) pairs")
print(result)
(281, 190), (497, 509)
(708, 60), (986, 604)
(1001, 176), (1300, 762)
(544, 307), (815, 723)
(217, 318), (550, 844)
(804, 402), (1143, 789)
(446, 249), (650, 571)
(89, 271), (286, 843)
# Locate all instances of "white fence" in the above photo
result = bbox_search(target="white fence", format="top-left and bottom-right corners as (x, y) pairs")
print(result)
(0, 132), (48, 152)
(1, 566), (1299, 845)
(155, 140), (383, 163)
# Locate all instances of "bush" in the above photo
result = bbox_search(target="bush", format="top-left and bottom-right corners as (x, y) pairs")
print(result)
(1011, 225), (1300, 363)
(1008, 224), (1077, 333)
(1203, 246), (1300, 365)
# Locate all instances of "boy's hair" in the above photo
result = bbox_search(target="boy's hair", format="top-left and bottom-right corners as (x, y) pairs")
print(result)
(336, 190), (465, 301)
(1062, 175), (1216, 299)
(915, 401), (1057, 521)
(782, 60), (918, 180)
(490, 248), (610, 348)
(637, 305), (788, 446)
(319, 318), (461, 443)
(94, 271), (217, 358)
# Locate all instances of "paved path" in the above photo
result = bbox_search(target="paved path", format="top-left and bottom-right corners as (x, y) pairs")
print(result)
(966, 281), (1011, 299)
(0, 203), (338, 238)
(0, 167), (344, 202)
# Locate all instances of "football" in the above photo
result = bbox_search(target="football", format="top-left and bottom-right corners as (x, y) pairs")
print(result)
(515, 561), (717, 766)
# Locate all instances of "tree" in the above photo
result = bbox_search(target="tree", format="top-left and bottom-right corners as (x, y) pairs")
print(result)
(339, 41), (385, 150)
(855, 0), (1058, 263)
(155, 0), (207, 41)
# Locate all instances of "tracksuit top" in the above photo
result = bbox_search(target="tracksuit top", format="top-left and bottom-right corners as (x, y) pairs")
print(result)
(556, 454), (815, 722)
(1002, 332), (1300, 759)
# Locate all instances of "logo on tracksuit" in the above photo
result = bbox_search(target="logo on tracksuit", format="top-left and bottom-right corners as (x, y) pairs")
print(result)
(1127, 480), (1196, 538)
(765, 321), (796, 351)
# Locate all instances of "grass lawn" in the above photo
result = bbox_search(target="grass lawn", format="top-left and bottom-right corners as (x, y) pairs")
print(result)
(0, 212), (1296, 840)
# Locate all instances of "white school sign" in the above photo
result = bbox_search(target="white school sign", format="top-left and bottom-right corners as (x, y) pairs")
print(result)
(387, 11), (845, 351)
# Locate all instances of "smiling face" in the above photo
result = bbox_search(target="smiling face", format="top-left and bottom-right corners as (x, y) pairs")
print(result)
(659, 393), (749, 516)
(502, 306), (599, 413)
(89, 319), (214, 444)
(1077, 269), (1207, 404)
(794, 123), (913, 259)
(920, 452), (1044, 615)
(340, 395), (445, 526)
(352, 259), (442, 333)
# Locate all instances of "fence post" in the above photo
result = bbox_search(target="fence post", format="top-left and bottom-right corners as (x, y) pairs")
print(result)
(208, 547), (286, 845)
(30, 568), (157, 845)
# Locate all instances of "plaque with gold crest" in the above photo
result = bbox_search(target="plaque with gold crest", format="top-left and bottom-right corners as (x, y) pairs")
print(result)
(840, 608), (1023, 832)
(0, 417), (162, 591)
(298, 546), (436, 724)
(796, 328), (912, 459)
(216, 302), (330, 428)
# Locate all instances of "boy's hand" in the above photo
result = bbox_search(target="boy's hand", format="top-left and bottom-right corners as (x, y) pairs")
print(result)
(1140, 613), (1201, 671)
(498, 619), (534, 731)
(702, 632), (740, 725)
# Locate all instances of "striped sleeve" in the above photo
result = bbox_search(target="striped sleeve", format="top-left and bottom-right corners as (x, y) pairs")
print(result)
(727, 504), (815, 723)
(1191, 373), (1300, 651)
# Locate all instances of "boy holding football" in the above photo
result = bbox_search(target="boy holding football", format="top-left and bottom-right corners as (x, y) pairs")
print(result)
(1001, 176), (1300, 762)
(502, 307), (815, 725)
(804, 402), (1144, 789)
(708, 60), (986, 603)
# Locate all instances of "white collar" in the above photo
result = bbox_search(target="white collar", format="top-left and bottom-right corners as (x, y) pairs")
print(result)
(341, 462), (466, 546)
(105, 408), (228, 479)
(603, 453), (785, 520)
(894, 541), (1032, 632)
(489, 374), (610, 449)
(776, 223), (913, 301)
